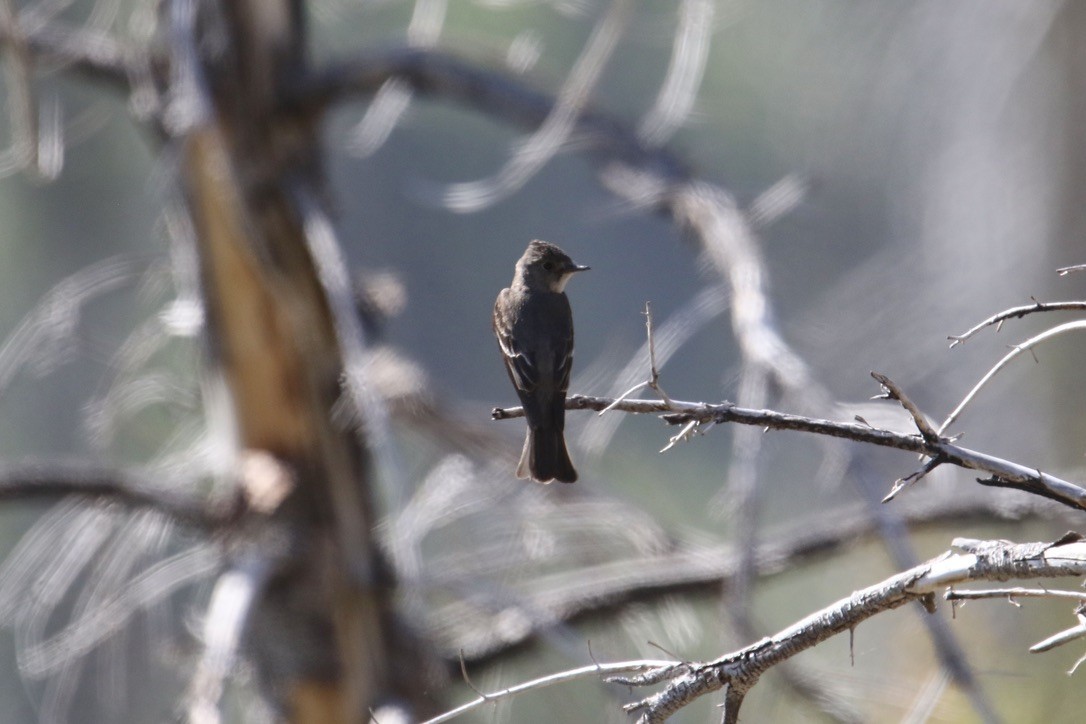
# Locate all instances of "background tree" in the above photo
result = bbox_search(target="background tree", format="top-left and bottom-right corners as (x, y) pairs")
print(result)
(1, 1), (1086, 722)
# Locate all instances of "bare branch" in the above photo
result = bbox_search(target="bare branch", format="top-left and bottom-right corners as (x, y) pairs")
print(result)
(422, 659), (680, 724)
(583, 287), (727, 453)
(494, 393), (1086, 511)
(946, 586), (1086, 604)
(882, 455), (944, 504)
(747, 174), (808, 229)
(624, 537), (1086, 721)
(871, 372), (940, 443)
(949, 300), (1086, 347)
(1031, 618), (1086, 654)
(938, 319), (1086, 435)
(642, 301), (673, 406)
(944, 585), (1086, 655)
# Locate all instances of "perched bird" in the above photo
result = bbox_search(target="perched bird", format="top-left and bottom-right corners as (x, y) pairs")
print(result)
(493, 240), (589, 483)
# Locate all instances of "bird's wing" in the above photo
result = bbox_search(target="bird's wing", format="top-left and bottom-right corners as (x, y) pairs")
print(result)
(494, 292), (537, 392)
(554, 318), (574, 392)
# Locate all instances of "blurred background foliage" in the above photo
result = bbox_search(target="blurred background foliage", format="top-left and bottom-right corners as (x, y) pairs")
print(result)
(2, 0), (1086, 721)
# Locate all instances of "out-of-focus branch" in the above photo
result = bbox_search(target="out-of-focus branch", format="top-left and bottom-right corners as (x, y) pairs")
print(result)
(0, 462), (233, 528)
(636, 0), (713, 146)
(187, 553), (279, 724)
(288, 47), (689, 180)
(438, 0), (631, 212)
(0, 0), (41, 175)
(0, 21), (135, 89)
(493, 391), (1086, 512)
(436, 493), (1063, 663)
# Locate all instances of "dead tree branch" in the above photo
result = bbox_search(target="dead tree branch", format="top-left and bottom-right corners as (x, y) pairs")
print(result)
(429, 537), (1086, 724)
(494, 390), (1086, 512)
(949, 300), (1086, 346)
(622, 537), (1086, 722)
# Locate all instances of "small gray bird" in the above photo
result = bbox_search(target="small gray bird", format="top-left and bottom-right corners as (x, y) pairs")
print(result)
(494, 240), (589, 483)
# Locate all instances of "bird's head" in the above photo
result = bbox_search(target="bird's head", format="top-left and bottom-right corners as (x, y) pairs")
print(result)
(516, 240), (590, 292)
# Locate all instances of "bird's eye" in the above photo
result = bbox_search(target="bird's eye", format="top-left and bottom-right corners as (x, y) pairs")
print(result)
(542, 261), (556, 272)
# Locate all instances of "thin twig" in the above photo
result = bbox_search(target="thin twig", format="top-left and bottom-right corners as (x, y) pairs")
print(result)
(938, 319), (1086, 436)
(945, 587), (1086, 603)
(422, 659), (679, 724)
(882, 455), (944, 503)
(644, 301), (673, 406)
(1030, 618), (1086, 654)
(457, 649), (487, 699)
(949, 300), (1086, 347)
(871, 372), (940, 442)
(598, 380), (648, 416)
(659, 419), (700, 453)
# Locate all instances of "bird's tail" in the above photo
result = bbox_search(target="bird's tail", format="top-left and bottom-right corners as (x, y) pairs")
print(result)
(517, 427), (577, 483)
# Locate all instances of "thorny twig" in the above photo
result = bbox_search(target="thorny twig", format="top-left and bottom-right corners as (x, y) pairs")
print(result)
(493, 379), (1086, 512)
(949, 300), (1086, 347)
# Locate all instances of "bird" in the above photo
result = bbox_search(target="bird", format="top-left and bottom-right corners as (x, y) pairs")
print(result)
(493, 240), (589, 483)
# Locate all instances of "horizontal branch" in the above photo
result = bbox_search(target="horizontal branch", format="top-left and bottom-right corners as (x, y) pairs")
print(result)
(493, 394), (1086, 512)
(945, 586), (1086, 603)
(626, 537), (1086, 722)
(0, 461), (233, 528)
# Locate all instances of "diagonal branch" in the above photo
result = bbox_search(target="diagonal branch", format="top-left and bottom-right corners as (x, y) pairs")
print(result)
(949, 300), (1086, 346)
(625, 537), (1086, 722)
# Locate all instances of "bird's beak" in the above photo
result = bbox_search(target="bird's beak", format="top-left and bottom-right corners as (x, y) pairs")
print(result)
(570, 264), (590, 273)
